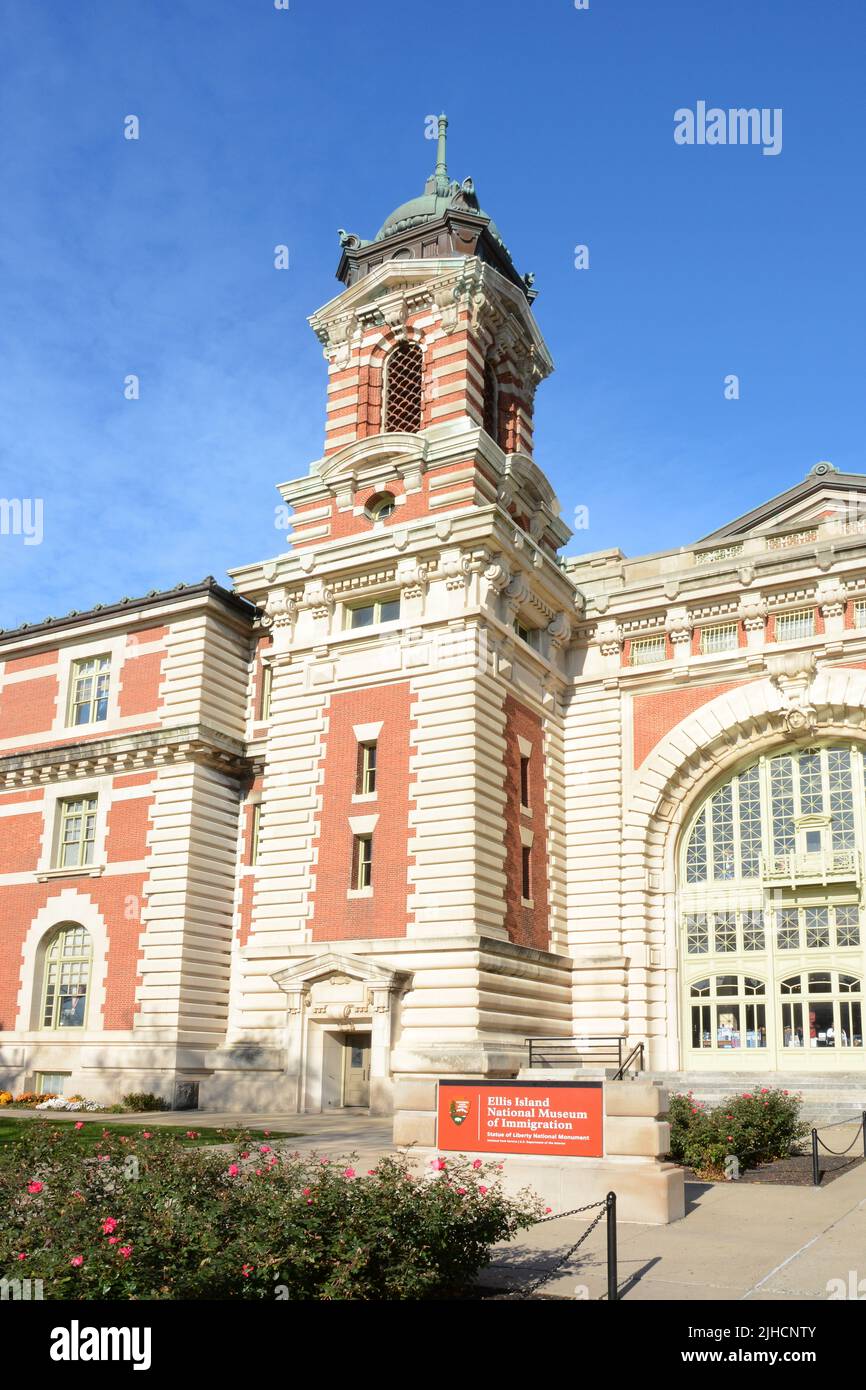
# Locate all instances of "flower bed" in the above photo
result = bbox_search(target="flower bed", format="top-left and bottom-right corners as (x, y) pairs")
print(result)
(0, 1125), (543, 1299)
(667, 1087), (809, 1180)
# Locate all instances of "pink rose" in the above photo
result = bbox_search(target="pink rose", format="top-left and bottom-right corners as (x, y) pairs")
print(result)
(186, 1131), (199, 1139)
(544, 1206), (552, 1214)
(343, 1167), (356, 1179)
(101, 1218), (118, 1234)
(74, 1122), (84, 1131)
(118, 1246), (133, 1259)
(479, 1186), (488, 1195)
(16, 1253), (26, 1262)
(260, 1145), (271, 1154)
(471, 1159), (483, 1170)
(430, 1158), (447, 1171)
(70, 1256), (84, 1268)
(228, 1164), (239, 1178)
(26, 1181), (43, 1194)
(108, 1237), (119, 1245)
(142, 1131), (152, 1140)
(242, 1264), (254, 1278)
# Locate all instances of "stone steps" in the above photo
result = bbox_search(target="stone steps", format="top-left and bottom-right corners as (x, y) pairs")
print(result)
(641, 1071), (866, 1126)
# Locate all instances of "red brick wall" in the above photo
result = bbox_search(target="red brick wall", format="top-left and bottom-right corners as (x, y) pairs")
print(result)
(0, 673), (59, 738)
(309, 682), (414, 942)
(502, 695), (550, 951)
(106, 796), (153, 862)
(292, 461), (479, 548)
(0, 874), (147, 1032)
(0, 810), (44, 873)
(632, 681), (746, 769)
(118, 651), (165, 718)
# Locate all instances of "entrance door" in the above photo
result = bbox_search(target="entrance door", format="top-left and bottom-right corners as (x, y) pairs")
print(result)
(342, 1034), (371, 1107)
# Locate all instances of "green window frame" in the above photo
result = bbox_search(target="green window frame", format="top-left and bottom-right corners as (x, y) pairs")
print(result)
(259, 663), (273, 721)
(352, 834), (373, 890)
(357, 742), (377, 796)
(56, 796), (98, 869)
(41, 926), (91, 1030)
(68, 655), (111, 726)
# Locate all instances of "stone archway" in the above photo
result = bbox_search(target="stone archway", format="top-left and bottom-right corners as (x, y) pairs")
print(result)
(272, 952), (409, 1114)
(623, 662), (866, 1069)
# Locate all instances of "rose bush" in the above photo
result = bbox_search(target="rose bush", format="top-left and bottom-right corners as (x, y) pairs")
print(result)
(0, 1125), (543, 1299)
(668, 1087), (808, 1179)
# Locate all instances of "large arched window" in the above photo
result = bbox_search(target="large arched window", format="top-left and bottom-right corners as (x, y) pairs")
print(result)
(41, 924), (92, 1029)
(685, 745), (864, 885)
(383, 342), (423, 434)
(679, 742), (866, 1070)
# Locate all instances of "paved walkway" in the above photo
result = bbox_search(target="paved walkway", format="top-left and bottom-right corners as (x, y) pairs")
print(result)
(9, 1109), (865, 1299)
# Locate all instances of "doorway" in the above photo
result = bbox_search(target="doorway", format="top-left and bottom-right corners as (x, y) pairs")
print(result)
(341, 1033), (371, 1107)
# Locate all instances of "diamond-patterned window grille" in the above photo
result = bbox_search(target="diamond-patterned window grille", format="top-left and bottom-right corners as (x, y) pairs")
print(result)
(714, 912), (738, 952)
(685, 914), (709, 954)
(384, 343), (423, 433)
(777, 909), (800, 950)
(836, 906), (860, 947)
(805, 907), (831, 949)
(742, 911), (765, 951)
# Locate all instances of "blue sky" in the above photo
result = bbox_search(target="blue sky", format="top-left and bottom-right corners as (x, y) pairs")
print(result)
(1, 0), (864, 630)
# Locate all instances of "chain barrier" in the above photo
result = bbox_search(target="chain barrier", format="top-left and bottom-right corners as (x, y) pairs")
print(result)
(815, 1118), (864, 1158)
(811, 1111), (866, 1184)
(502, 1195), (615, 1300)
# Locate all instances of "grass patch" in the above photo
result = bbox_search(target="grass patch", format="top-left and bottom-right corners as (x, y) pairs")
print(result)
(0, 1117), (298, 1146)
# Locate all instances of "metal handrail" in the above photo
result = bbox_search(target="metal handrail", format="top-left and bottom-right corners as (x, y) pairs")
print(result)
(525, 1035), (644, 1074)
(613, 1042), (644, 1080)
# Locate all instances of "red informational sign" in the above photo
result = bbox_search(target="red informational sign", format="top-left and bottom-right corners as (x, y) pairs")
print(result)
(437, 1080), (604, 1157)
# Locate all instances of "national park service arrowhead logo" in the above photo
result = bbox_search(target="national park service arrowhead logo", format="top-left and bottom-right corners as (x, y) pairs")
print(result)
(450, 1098), (471, 1127)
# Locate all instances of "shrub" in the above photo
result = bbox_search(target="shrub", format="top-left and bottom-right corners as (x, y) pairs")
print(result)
(0, 1126), (543, 1299)
(667, 1087), (808, 1179)
(12, 1092), (55, 1108)
(0, 1093), (12, 1107)
(121, 1092), (170, 1113)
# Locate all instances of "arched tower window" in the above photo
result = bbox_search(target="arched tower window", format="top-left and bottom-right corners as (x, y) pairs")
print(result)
(383, 342), (423, 434)
(483, 359), (499, 442)
(41, 924), (92, 1029)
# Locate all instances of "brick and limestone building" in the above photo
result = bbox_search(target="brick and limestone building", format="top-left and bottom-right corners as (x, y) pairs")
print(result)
(2, 119), (866, 1112)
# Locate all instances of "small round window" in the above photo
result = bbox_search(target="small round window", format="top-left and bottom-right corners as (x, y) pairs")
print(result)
(366, 492), (396, 522)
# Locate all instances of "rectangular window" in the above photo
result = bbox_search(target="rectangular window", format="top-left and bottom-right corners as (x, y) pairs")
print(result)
(352, 834), (373, 891)
(775, 608), (815, 641)
(685, 913), (709, 954)
(35, 1072), (70, 1096)
(68, 655), (111, 726)
(515, 621), (539, 650)
(250, 803), (261, 866)
(629, 636), (666, 666)
(836, 906), (860, 947)
(347, 596), (401, 629)
(258, 663), (272, 721)
(521, 845), (532, 900)
(854, 601), (866, 629)
(519, 755), (530, 808)
(56, 796), (98, 869)
(700, 622), (738, 654)
(356, 742), (377, 796)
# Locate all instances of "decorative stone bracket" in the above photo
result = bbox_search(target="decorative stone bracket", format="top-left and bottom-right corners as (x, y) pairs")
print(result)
(767, 650), (819, 734)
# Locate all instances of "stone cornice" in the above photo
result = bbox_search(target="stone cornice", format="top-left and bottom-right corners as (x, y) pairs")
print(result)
(0, 723), (250, 789)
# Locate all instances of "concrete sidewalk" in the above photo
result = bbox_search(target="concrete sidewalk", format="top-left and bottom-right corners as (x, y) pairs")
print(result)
(480, 1125), (866, 1301)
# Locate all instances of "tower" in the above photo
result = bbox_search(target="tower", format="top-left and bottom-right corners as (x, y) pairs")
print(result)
(224, 117), (581, 1117)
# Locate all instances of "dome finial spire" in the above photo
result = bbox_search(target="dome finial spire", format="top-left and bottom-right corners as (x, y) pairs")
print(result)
(433, 113), (450, 196)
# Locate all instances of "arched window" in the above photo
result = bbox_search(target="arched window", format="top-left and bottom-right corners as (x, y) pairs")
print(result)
(383, 342), (423, 434)
(41, 924), (91, 1029)
(483, 359), (499, 442)
(689, 975), (767, 1051)
(780, 972), (862, 1050)
(365, 491), (396, 522)
(684, 745), (864, 885)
